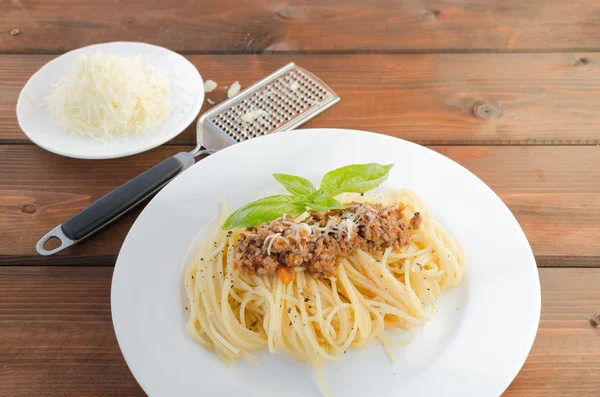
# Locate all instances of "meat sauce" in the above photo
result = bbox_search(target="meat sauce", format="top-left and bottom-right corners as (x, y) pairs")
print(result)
(234, 202), (422, 283)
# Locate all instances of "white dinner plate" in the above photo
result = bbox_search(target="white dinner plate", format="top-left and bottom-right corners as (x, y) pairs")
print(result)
(112, 128), (540, 397)
(17, 42), (203, 159)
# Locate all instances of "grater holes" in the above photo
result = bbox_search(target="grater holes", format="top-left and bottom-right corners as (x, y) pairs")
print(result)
(208, 68), (334, 140)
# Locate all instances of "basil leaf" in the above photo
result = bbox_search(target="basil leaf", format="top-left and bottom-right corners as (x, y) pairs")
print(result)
(320, 163), (394, 196)
(222, 195), (307, 229)
(306, 189), (344, 212)
(273, 173), (316, 198)
(224, 163), (394, 229)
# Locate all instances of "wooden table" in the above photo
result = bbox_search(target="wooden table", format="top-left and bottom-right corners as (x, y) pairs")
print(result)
(1, 1), (599, 395)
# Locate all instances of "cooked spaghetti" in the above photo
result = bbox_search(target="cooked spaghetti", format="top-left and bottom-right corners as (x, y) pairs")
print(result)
(184, 188), (465, 395)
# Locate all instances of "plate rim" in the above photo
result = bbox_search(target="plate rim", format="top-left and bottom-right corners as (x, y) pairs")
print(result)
(16, 41), (203, 160)
(111, 128), (541, 396)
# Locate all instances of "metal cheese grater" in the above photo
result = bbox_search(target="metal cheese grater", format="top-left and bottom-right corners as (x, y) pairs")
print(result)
(37, 63), (340, 255)
(199, 63), (339, 152)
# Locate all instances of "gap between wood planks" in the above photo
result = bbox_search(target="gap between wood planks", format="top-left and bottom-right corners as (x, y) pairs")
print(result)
(1, 141), (599, 147)
(3, 49), (600, 56)
(0, 255), (597, 268)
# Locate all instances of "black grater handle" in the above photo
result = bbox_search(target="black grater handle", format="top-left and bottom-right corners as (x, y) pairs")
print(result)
(36, 152), (195, 256)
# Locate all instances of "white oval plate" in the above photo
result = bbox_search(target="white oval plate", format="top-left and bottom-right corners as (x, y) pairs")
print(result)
(17, 42), (203, 159)
(112, 129), (540, 397)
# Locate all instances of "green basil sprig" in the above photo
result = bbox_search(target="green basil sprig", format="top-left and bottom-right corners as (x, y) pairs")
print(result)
(273, 173), (316, 198)
(222, 163), (394, 229)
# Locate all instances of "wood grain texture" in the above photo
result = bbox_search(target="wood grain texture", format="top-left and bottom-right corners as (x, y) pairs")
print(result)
(0, 266), (598, 396)
(2, 0), (600, 53)
(0, 144), (598, 263)
(3, 53), (600, 145)
(1, 2), (598, 396)
(0, 144), (184, 262)
(505, 268), (600, 396)
(0, 266), (144, 396)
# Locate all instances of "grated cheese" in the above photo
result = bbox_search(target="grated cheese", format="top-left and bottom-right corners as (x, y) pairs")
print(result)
(227, 81), (241, 98)
(263, 233), (282, 255)
(47, 52), (173, 141)
(203, 80), (217, 93)
(241, 109), (269, 123)
(340, 219), (354, 240)
(288, 222), (312, 244)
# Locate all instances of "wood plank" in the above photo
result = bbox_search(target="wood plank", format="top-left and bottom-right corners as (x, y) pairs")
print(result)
(3, 53), (600, 146)
(0, 145), (598, 264)
(434, 145), (600, 260)
(2, 1), (600, 53)
(0, 266), (144, 396)
(505, 268), (600, 396)
(0, 144), (184, 262)
(0, 266), (598, 396)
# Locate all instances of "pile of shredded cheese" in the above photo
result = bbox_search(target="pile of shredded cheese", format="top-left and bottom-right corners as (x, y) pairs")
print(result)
(47, 52), (173, 141)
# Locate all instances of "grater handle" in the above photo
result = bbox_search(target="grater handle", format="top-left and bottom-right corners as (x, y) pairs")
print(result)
(36, 152), (195, 256)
